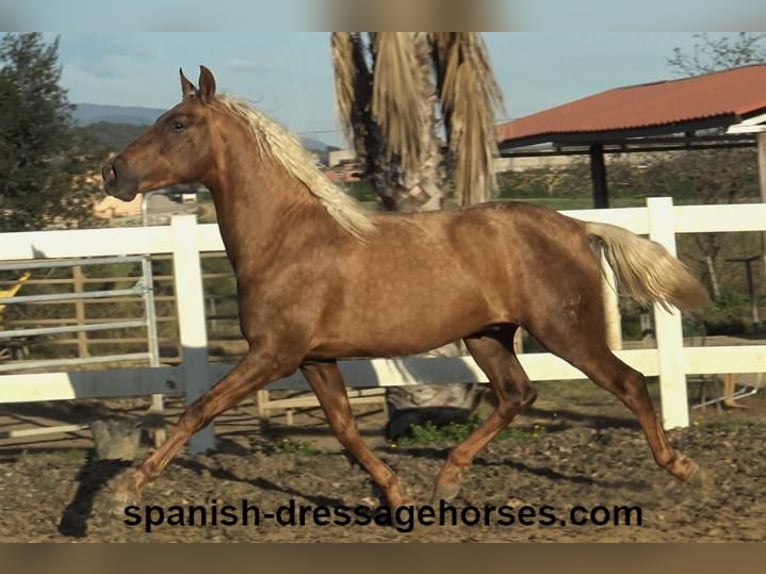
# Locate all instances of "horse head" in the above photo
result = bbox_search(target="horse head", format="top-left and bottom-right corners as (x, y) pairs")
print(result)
(102, 66), (220, 201)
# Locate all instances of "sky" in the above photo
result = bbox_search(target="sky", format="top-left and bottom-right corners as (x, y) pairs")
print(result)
(43, 32), (719, 148)
(3, 0), (758, 149)
(1, 2), (759, 147)
(6, 0), (765, 32)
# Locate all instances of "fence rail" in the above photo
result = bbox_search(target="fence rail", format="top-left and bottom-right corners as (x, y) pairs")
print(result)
(2, 197), (766, 453)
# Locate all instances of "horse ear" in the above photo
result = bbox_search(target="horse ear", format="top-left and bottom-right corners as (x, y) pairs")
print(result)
(198, 65), (217, 103)
(180, 68), (197, 101)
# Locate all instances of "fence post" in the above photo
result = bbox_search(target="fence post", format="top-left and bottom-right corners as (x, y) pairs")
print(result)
(171, 214), (215, 453)
(72, 266), (89, 358)
(601, 257), (623, 350)
(647, 197), (689, 429)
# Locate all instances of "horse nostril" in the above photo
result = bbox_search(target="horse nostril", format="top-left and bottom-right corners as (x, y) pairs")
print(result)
(102, 162), (117, 182)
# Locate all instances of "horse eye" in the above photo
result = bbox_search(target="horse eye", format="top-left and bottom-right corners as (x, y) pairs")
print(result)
(172, 121), (185, 131)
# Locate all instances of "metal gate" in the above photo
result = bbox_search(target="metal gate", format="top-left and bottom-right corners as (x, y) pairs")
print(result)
(0, 196), (169, 441)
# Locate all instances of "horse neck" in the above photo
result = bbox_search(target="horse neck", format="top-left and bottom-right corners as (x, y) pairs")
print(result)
(204, 151), (342, 275)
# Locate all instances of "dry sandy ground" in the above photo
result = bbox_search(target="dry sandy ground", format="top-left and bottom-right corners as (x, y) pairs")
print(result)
(1, 379), (764, 542)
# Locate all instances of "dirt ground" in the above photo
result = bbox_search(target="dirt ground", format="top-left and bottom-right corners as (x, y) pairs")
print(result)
(1, 378), (764, 542)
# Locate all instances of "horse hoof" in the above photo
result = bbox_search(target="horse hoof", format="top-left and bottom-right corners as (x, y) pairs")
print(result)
(686, 463), (712, 489)
(432, 482), (461, 504)
(110, 480), (141, 516)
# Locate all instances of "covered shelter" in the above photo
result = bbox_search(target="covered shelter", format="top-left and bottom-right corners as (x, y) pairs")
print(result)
(495, 64), (766, 209)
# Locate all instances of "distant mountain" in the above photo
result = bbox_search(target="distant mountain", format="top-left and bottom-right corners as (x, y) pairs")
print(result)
(73, 103), (333, 157)
(73, 103), (165, 127)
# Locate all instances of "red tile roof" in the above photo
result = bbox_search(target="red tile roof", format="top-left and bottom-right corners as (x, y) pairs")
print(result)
(497, 64), (766, 147)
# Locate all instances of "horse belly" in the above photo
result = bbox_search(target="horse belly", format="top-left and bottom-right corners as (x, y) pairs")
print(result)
(309, 288), (504, 359)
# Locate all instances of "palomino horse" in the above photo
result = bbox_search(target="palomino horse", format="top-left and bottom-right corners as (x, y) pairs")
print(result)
(103, 66), (709, 510)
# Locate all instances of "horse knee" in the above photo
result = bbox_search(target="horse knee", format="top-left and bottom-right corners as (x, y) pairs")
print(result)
(652, 447), (676, 468)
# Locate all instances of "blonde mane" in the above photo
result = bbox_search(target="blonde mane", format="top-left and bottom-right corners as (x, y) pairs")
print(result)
(217, 95), (375, 238)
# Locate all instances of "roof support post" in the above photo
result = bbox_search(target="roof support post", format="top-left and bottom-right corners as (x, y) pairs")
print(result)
(758, 133), (766, 301)
(589, 143), (609, 208)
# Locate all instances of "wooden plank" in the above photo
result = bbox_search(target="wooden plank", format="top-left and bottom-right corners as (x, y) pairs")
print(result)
(0, 226), (174, 260)
(674, 203), (766, 233)
(684, 345), (766, 374)
(1, 424), (89, 439)
(0, 366), (181, 402)
(208, 350), (660, 391)
(9, 204), (766, 261)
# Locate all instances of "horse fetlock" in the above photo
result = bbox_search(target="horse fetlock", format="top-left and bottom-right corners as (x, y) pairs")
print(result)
(377, 474), (409, 508)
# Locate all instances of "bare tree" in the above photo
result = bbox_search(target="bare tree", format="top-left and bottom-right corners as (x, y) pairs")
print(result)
(667, 32), (766, 76)
(667, 33), (766, 301)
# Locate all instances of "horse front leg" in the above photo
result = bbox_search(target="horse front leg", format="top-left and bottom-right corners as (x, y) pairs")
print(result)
(434, 328), (537, 503)
(111, 346), (301, 510)
(300, 360), (411, 509)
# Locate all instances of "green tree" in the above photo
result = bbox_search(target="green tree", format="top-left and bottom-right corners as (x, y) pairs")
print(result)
(0, 33), (100, 232)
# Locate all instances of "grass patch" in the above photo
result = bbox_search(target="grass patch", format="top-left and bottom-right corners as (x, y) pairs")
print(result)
(250, 437), (328, 456)
(691, 416), (766, 431)
(392, 417), (547, 448)
(19, 448), (88, 463)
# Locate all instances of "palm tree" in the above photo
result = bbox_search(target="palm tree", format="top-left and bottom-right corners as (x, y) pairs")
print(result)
(331, 32), (505, 437)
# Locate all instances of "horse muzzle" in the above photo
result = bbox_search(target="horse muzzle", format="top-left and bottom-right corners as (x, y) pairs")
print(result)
(102, 158), (139, 201)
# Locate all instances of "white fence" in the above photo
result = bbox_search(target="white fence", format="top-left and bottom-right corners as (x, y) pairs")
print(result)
(2, 197), (766, 453)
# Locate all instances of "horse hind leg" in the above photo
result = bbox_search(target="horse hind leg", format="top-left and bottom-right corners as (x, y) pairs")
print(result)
(300, 360), (411, 509)
(526, 301), (700, 484)
(433, 325), (537, 503)
(584, 353), (700, 482)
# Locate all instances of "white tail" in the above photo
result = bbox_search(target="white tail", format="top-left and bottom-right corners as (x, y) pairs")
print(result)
(585, 221), (709, 312)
